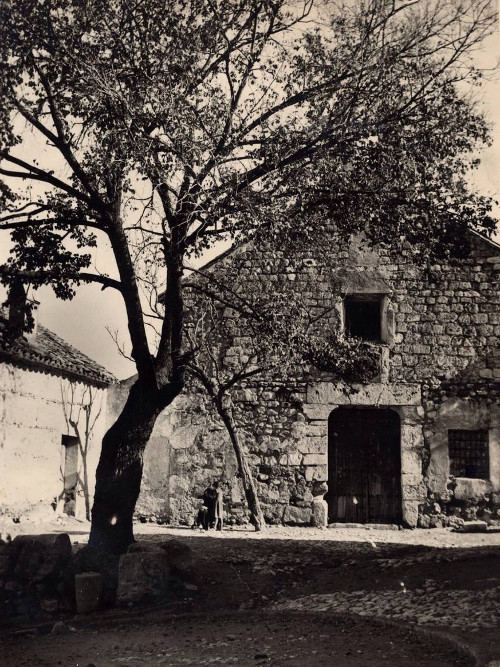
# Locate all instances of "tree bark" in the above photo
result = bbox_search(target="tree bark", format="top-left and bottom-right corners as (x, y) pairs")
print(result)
(88, 379), (174, 554)
(217, 402), (266, 532)
(82, 456), (90, 522)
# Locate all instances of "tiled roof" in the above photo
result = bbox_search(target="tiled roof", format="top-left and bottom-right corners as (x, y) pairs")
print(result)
(0, 313), (116, 387)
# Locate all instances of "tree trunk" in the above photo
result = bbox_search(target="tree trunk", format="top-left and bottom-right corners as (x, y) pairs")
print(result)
(217, 403), (266, 531)
(89, 379), (172, 554)
(82, 456), (90, 522)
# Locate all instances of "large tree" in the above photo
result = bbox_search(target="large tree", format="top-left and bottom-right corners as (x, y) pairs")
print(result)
(0, 0), (496, 553)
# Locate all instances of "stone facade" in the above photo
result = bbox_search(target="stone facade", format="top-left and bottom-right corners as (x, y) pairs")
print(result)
(117, 230), (500, 528)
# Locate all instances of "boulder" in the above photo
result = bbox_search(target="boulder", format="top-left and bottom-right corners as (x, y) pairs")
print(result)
(454, 478), (492, 501)
(12, 534), (72, 584)
(128, 541), (165, 554)
(159, 539), (193, 573)
(117, 552), (170, 605)
(447, 516), (464, 529)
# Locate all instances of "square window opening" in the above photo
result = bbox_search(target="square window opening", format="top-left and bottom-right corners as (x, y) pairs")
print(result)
(344, 294), (383, 343)
(448, 429), (489, 479)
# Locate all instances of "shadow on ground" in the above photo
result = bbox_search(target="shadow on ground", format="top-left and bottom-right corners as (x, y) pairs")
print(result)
(0, 528), (499, 665)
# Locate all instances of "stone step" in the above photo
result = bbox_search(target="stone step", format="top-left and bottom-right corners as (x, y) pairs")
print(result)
(460, 520), (488, 533)
(327, 522), (400, 531)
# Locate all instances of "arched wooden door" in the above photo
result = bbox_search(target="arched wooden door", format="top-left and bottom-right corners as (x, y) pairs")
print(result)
(328, 407), (401, 524)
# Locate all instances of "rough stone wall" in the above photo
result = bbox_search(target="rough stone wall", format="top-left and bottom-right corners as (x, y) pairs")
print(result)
(118, 231), (500, 527)
(107, 378), (246, 525)
(0, 363), (108, 522)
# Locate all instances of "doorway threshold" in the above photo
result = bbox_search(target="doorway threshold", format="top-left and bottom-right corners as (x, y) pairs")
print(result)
(328, 522), (400, 531)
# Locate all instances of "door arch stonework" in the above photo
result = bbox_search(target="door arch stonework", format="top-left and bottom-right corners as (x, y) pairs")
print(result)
(302, 382), (426, 527)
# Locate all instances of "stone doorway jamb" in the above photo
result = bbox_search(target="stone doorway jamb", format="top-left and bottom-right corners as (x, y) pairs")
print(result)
(303, 382), (425, 527)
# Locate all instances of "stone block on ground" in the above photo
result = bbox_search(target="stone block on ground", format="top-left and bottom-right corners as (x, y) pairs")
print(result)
(73, 545), (120, 606)
(75, 572), (102, 614)
(117, 552), (170, 605)
(12, 533), (72, 583)
(283, 505), (312, 526)
(262, 503), (285, 525)
(460, 520), (488, 533)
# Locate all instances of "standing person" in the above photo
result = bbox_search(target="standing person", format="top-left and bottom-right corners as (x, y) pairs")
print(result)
(214, 481), (224, 531)
(202, 482), (217, 530)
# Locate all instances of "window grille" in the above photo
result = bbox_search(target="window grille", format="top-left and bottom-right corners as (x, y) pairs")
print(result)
(448, 429), (489, 479)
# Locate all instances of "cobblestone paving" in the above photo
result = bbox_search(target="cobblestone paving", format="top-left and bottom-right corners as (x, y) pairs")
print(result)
(272, 583), (500, 629)
(140, 526), (500, 636)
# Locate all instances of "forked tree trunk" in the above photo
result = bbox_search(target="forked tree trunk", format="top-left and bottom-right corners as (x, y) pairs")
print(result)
(89, 379), (174, 554)
(217, 402), (266, 531)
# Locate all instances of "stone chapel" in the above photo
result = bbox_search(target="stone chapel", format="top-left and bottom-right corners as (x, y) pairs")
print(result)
(109, 230), (500, 528)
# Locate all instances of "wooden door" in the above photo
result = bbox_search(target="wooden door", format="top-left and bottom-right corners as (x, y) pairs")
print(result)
(328, 408), (401, 524)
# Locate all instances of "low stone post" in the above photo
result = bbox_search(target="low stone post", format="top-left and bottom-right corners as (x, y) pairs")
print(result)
(311, 481), (328, 528)
(75, 572), (102, 613)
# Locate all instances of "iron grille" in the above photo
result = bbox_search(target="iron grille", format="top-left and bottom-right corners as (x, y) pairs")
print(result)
(448, 429), (489, 479)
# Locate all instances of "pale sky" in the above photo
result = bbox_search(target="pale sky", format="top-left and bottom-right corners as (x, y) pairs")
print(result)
(1, 26), (499, 381)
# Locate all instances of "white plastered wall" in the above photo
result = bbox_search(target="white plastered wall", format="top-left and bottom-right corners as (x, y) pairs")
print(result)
(0, 363), (108, 520)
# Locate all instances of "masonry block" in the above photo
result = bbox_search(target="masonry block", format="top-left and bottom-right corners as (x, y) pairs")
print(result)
(283, 505), (312, 525)
(298, 437), (326, 455)
(454, 478), (492, 501)
(302, 453), (327, 466)
(305, 465), (328, 482)
(306, 382), (421, 406)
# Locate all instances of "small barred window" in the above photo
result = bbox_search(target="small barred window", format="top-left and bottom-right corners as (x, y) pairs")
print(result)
(448, 429), (489, 479)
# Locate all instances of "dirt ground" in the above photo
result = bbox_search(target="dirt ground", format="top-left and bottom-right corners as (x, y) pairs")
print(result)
(0, 611), (473, 667)
(1, 523), (499, 666)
